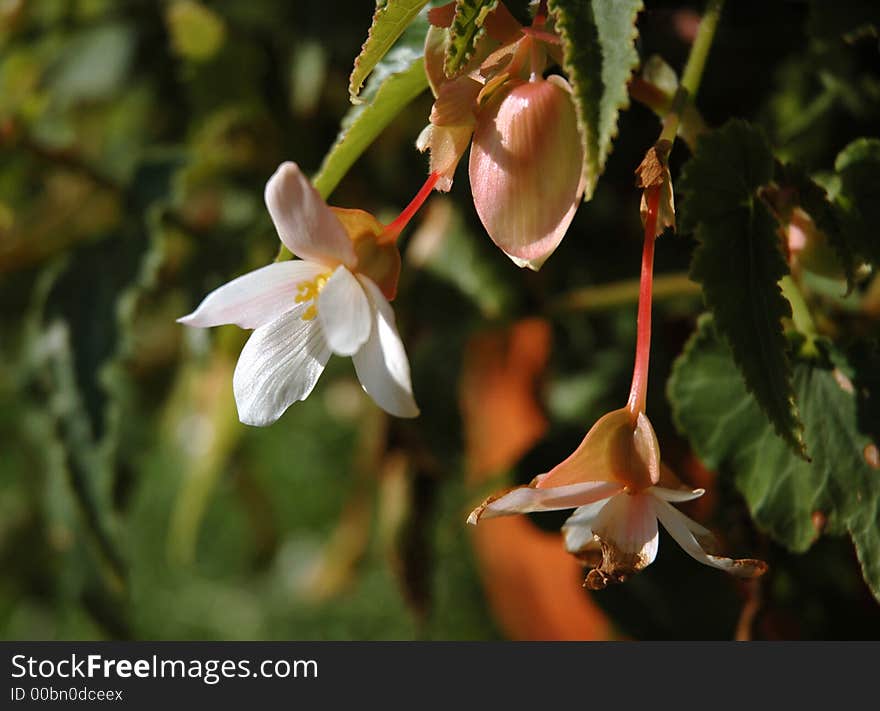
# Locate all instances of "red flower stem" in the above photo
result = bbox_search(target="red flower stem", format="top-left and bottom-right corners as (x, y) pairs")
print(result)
(534, 0), (548, 27)
(627, 186), (661, 420)
(381, 172), (440, 244)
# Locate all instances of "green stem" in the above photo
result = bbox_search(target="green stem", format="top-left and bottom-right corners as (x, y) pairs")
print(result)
(628, 78), (707, 151)
(681, 0), (724, 96)
(780, 275), (820, 355)
(551, 272), (700, 313)
(659, 0), (724, 145)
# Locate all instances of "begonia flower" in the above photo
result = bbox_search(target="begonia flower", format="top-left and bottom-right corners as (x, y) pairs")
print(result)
(418, 2), (584, 270)
(467, 184), (766, 588)
(468, 407), (767, 589)
(178, 162), (430, 426)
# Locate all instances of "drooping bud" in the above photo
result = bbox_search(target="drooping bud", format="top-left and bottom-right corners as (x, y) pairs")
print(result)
(468, 75), (585, 270)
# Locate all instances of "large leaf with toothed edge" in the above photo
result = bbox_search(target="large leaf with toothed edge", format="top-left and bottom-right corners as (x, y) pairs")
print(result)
(548, 0), (643, 200)
(678, 120), (806, 458)
(669, 316), (880, 603)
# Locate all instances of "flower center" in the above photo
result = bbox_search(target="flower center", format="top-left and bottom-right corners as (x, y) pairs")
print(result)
(294, 272), (330, 321)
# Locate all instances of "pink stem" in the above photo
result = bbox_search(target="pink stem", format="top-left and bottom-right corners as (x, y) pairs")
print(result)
(534, 0), (548, 27)
(381, 172), (440, 244)
(627, 186), (661, 420)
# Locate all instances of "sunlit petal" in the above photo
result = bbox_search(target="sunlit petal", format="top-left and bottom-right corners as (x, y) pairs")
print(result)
(318, 266), (371, 356)
(265, 162), (357, 268)
(351, 276), (419, 418)
(233, 305), (331, 426)
(177, 260), (326, 329)
(469, 75), (584, 270)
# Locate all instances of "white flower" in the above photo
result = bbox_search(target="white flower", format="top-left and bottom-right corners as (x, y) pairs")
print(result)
(468, 408), (767, 588)
(178, 162), (419, 426)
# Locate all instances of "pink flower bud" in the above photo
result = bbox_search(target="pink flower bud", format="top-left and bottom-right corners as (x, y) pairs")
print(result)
(469, 75), (585, 270)
(786, 207), (845, 280)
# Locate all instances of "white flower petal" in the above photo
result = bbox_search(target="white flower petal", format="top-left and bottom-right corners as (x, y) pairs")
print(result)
(177, 261), (326, 329)
(468, 481), (623, 524)
(591, 493), (659, 570)
(265, 162), (357, 268)
(562, 499), (612, 555)
(652, 497), (768, 578)
(317, 266), (371, 356)
(351, 276), (419, 418)
(232, 305), (331, 426)
(650, 486), (706, 503)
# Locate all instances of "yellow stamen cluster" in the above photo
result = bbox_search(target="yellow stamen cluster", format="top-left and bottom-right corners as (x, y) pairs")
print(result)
(294, 273), (330, 321)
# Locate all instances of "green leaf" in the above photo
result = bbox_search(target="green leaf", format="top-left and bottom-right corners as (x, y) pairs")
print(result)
(314, 45), (428, 200)
(166, 0), (227, 61)
(669, 316), (880, 603)
(679, 120), (805, 457)
(444, 0), (498, 78)
(348, 0), (430, 102)
(549, 0), (643, 199)
(48, 23), (135, 106)
(834, 137), (880, 267)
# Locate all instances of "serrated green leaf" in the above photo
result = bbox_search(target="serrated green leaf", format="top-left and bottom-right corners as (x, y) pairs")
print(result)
(444, 0), (497, 78)
(314, 46), (428, 200)
(669, 316), (880, 603)
(348, 0), (430, 102)
(776, 161), (855, 289)
(834, 137), (880, 267)
(549, 0), (643, 199)
(679, 120), (805, 457)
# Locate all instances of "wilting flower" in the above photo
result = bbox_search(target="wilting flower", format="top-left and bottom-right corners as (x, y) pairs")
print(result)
(635, 139), (676, 237)
(468, 407), (767, 589)
(178, 162), (419, 426)
(417, 2), (585, 270)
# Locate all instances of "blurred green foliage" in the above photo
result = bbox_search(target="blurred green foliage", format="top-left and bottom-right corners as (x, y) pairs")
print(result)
(1, 0), (879, 640)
